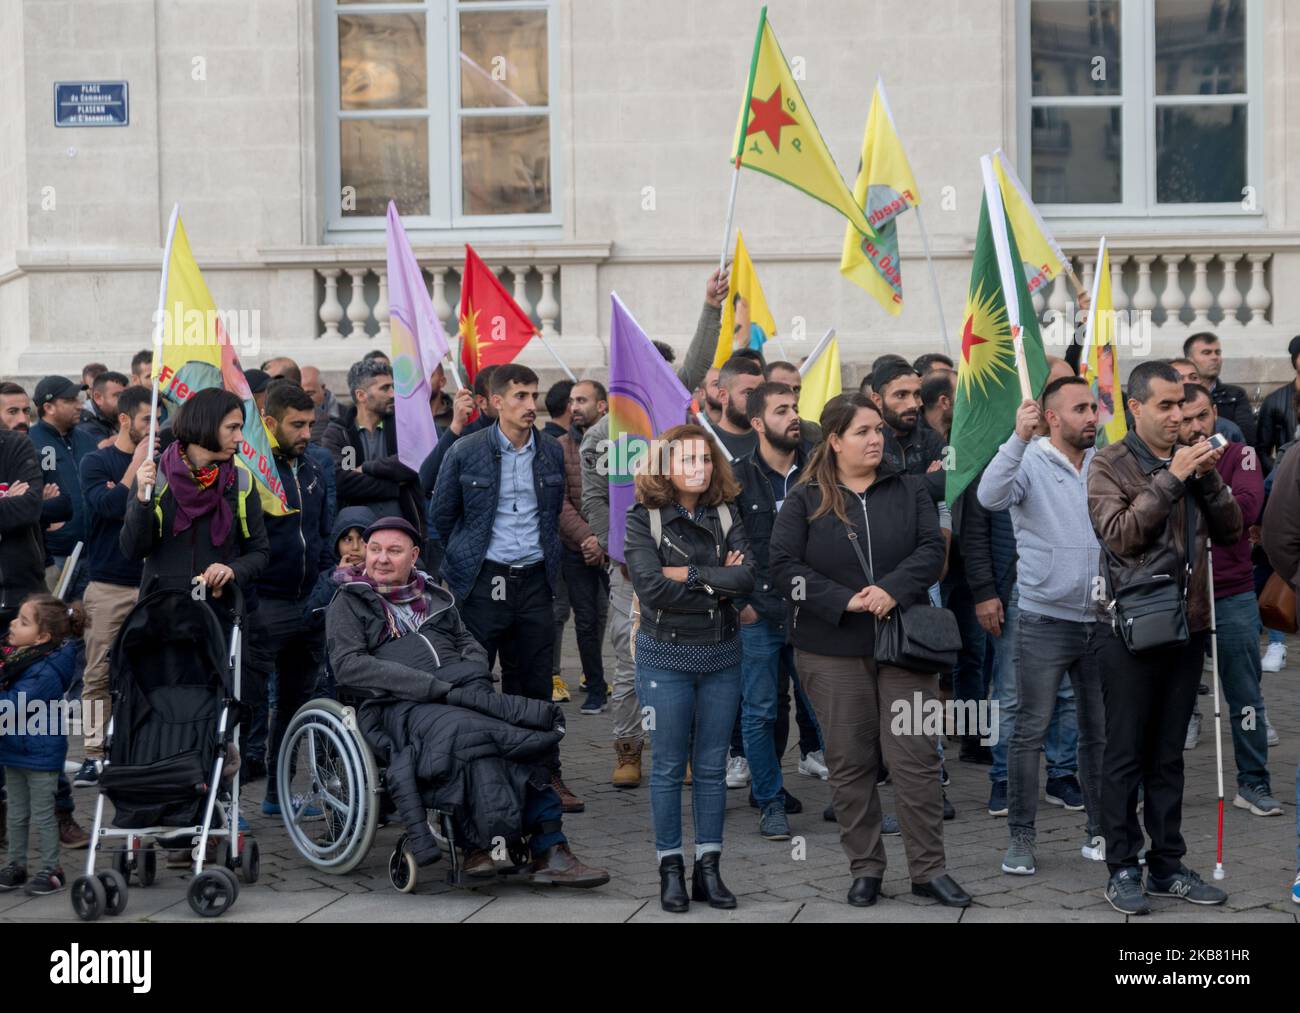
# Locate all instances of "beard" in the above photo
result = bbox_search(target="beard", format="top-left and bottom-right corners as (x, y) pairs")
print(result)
(765, 425), (801, 454)
(724, 401), (751, 430)
(1064, 428), (1098, 451)
(705, 395), (722, 413)
(883, 406), (917, 435)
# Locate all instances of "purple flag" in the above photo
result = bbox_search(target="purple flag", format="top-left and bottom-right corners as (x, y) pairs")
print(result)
(607, 293), (692, 562)
(385, 201), (450, 472)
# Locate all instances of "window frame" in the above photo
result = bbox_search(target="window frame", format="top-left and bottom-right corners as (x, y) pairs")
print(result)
(320, 0), (562, 242)
(1016, 0), (1264, 223)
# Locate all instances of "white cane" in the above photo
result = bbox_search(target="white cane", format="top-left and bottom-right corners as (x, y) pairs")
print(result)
(1207, 543), (1226, 880)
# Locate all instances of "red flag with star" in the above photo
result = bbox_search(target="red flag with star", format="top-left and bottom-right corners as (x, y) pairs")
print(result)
(457, 244), (537, 385)
(731, 8), (877, 239)
(945, 192), (1049, 504)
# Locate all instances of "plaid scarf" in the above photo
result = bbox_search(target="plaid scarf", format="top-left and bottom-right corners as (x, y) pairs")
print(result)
(334, 564), (433, 637)
(0, 641), (58, 689)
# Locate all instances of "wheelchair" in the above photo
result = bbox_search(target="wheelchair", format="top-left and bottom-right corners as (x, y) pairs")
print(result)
(274, 694), (533, 893)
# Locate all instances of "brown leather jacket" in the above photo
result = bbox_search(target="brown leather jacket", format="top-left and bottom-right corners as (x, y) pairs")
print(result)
(557, 429), (594, 551)
(1087, 432), (1243, 634)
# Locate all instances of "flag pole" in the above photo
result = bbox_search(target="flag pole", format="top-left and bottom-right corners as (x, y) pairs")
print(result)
(1077, 236), (1107, 378)
(913, 206), (952, 358)
(720, 6), (767, 271)
(145, 203), (181, 501)
(537, 331), (577, 382)
(993, 147), (1087, 300)
(692, 401), (734, 462)
(798, 328), (837, 377)
(980, 156), (1033, 401)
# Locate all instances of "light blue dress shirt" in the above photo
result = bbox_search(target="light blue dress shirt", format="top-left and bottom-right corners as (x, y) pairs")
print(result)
(484, 423), (545, 566)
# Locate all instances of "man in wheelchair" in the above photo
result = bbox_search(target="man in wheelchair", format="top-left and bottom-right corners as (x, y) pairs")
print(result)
(326, 516), (609, 888)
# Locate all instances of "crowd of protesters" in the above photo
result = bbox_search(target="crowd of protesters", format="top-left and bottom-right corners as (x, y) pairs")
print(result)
(0, 273), (1297, 915)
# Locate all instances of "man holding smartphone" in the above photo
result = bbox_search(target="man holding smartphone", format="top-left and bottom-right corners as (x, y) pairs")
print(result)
(1087, 362), (1242, 915)
(1177, 384), (1280, 816)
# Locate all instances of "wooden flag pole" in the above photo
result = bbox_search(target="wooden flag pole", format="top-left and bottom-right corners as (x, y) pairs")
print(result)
(913, 206), (952, 358)
(719, 7), (766, 273)
(144, 203), (181, 501)
(719, 159), (742, 275)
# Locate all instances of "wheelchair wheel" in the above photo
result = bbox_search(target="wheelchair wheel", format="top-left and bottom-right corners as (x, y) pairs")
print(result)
(389, 841), (418, 893)
(277, 698), (380, 874)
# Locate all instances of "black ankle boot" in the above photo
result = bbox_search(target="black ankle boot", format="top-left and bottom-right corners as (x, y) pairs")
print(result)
(659, 855), (689, 913)
(691, 852), (737, 909)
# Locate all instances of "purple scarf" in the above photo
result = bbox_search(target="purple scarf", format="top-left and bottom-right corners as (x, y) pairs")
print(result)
(160, 441), (236, 545)
(334, 564), (433, 638)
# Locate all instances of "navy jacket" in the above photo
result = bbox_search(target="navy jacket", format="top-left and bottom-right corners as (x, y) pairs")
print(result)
(430, 424), (566, 602)
(29, 420), (99, 559)
(730, 442), (814, 626)
(419, 415), (493, 497)
(0, 643), (75, 771)
(0, 430), (46, 612)
(80, 445), (144, 587)
(257, 450), (334, 602)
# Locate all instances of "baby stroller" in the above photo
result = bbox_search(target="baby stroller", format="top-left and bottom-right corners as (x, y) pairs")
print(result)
(70, 584), (258, 920)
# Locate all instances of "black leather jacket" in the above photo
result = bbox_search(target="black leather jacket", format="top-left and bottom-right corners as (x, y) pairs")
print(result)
(623, 501), (755, 646)
(1255, 381), (1297, 474)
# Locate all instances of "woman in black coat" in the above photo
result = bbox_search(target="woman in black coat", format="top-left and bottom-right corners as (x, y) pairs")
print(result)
(623, 423), (754, 914)
(769, 393), (969, 909)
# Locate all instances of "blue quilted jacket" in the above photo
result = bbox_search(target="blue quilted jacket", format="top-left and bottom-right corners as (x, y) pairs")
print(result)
(429, 424), (566, 602)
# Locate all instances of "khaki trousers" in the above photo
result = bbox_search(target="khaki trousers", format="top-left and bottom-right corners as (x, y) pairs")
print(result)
(81, 581), (139, 759)
(797, 650), (946, 883)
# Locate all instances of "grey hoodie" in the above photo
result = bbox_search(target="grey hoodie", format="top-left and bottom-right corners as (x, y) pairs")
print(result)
(977, 433), (1100, 623)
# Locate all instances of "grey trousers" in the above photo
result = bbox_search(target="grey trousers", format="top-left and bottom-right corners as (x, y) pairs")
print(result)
(797, 650), (946, 882)
(608, 567), (642, 742)
(5, 767), (59, 870)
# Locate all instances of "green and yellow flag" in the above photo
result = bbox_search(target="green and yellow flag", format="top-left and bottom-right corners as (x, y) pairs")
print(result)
(1083, 239), (1127, 447)
(841, 79), (918, 315)
(732, 8), (876, 239)
(715, 230), (777, 368)
(945, 181), (1050, 505)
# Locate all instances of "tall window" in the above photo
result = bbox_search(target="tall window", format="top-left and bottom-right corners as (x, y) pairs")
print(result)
(323, 0), (558, 236)
(1020, 0), (1260, 217)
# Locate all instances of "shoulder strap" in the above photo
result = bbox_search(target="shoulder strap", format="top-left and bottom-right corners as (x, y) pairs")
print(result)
(649, 508), (662, 548)
(847, 530), (874, 585)
(717, 502), (732, 541)
(234, 462), (253, 539)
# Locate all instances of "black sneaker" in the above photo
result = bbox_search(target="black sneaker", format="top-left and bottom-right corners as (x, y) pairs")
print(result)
(1105, 868), (1151, 915)
(822, 803), (836, 822)
(72, 758), (101, 788)
(988, 780), (1009, 817)
(1045, 775), (1085, 810)
(876, 765), (891, 786)
(579, 688), (608, 715)
(0, 863), (27, 891)
(942, 792), (955, 820)
(1146, 866), (1227, 906)
(25, 866), (66, 896)
(748, 787), (803, 814)
(244, 757), (268, 782)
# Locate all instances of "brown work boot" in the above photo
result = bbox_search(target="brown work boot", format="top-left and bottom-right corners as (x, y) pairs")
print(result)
(526, 843), (610, 888)
(550, 774), (585, 813)
(612, 738), (643, 789)
(58, 813), (90, 850)
(463, 849), (497, 878)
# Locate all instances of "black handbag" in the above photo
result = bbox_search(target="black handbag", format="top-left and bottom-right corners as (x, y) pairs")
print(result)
(847, 530), (961, 674)
(1102, 494), (1195, 654)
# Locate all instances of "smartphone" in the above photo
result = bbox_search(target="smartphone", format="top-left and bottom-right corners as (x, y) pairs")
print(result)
(1206, 433), (1228, 452)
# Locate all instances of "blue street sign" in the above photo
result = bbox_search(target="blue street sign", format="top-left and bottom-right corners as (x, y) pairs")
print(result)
(55, 82), (129, 127)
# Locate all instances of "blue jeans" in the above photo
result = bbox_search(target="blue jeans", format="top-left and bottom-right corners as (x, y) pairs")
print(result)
(988, 589), (1078, 784)
(1212, 592), (1271, 789)
(739, 619), (786, 806)
(636, 659), (742, 856)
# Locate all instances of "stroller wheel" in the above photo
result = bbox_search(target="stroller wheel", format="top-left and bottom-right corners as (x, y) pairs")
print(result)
(138, 845), (158, 887)
(240, 839), (260, 884)
(214, 839), (233, 871)
(389, 843), (418, 893)
(98, 870), (129, 916)
(71, 875), (106, 922)
(114, 846), (131, 882)
(187, 869), (237, 918)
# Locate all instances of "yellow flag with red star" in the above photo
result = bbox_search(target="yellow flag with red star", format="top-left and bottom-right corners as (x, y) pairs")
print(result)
(731, 8), (876, 240)
(945, 191), (1050, 504)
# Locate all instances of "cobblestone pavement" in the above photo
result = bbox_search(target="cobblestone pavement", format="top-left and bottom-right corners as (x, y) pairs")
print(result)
(4, 628), (1298, 924)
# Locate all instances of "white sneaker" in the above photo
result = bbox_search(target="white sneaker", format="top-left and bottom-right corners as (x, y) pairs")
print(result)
(725, 756), (751, 789)
(1261, 642), (1287, 673)
(1082, 837), (1106, 862)
(1265, 712), (1280, 747)
(797, 750), (830, 781)
(1184, 711), (1201, 751)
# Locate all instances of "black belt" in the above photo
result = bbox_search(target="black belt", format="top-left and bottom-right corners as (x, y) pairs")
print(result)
(482, 559), (545, 578)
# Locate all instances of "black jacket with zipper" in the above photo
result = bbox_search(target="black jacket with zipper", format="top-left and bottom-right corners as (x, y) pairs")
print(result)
(769, 470), (945, 657)
(0, 430), (46, 613)
(256, 450), (333, 601)
(730, 441), (814, 626)
(321, 407), (425, 534)
(623, 501), (756, 647)
(1255, 380), (1297, 475)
